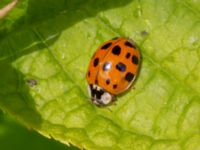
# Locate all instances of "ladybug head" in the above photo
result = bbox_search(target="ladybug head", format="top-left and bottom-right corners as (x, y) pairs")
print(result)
(88, 84), (114, 107)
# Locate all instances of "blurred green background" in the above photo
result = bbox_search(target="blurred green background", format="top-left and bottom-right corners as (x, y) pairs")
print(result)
(0, 110), (79, 150)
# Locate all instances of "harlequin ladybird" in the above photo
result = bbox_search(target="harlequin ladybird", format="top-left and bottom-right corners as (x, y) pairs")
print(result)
(86, 37), (141, 106)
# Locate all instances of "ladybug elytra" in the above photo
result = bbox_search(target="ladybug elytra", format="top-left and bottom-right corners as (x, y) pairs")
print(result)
(86, 37), (141, 106)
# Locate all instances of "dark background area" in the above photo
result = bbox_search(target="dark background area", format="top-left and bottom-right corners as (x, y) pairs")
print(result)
(0, 110), (79, 150)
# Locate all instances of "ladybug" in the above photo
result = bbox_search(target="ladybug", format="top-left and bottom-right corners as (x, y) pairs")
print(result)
(86, 37), (141, 106)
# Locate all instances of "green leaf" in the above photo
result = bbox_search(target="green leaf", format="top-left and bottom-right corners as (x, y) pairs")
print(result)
(1, 0), (200, 149)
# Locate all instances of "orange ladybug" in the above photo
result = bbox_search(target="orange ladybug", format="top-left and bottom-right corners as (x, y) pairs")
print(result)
(86, 37), (141, 106)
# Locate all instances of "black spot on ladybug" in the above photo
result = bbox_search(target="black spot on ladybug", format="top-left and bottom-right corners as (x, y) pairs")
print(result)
(101, 42), (112, 49)
(27, 79), (37, 87)
(125, 72), (135, 82)
(93, 58), (99, 67)
(112, 45), (121, 55)
(103, 62), (111, 71)
(125, 41), (136, 49)
(113, 84), (117, 89)
(95, 79), (98, 84)
(125, 52), (131, 59)
(88, 71), (90, 77)
(106, 79), (110, 85)
(116, 62), (126, 72)
(132, 55), (139, 65)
